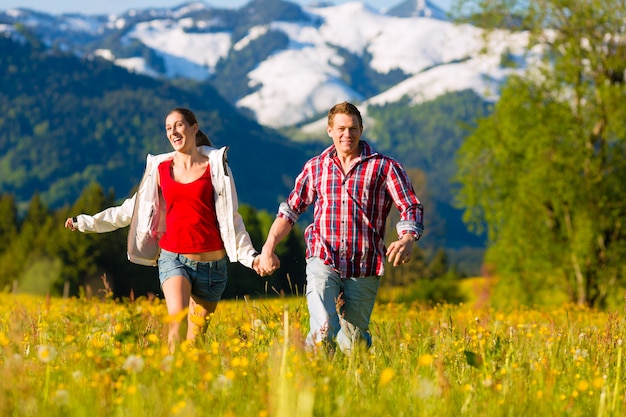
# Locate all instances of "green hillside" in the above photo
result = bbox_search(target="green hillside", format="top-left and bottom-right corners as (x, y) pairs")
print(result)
(0, 34), (315, 213)
(0, 31), (489, 277)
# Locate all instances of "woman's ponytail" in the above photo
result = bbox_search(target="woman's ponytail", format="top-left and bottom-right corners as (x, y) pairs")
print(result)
(196, 130), (212, 147)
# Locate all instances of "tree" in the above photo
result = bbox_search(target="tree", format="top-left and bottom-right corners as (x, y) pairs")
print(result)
(0, 193), (60, 294)
(455, 0), (626, 307)
(223, 206), (306, 298)
(0, 194), (17, 254)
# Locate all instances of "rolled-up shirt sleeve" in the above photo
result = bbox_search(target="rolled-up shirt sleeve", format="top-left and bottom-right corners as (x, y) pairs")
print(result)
(386, 162), (424, 240)
(277, 162), (315, 225)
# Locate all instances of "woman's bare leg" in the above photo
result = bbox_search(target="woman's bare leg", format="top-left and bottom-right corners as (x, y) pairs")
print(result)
(187, 296), (218, 341)
(161, 275), (192, 352)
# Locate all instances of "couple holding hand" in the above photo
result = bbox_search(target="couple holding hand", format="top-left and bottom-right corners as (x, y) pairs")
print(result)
(66, 102), (423, 354)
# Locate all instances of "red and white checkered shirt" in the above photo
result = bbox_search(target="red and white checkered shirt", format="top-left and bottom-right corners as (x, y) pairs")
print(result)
(278, 141), (423, 278)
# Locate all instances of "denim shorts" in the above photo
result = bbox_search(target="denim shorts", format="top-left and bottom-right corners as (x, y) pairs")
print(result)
(158, 249), (228, 303)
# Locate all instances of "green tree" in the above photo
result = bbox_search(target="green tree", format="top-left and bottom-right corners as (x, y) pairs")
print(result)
(0, 194), (17, 254)
(455, 0), (626, 307)
(52, 183), (112, 293)
(224, 205), (306, 298)
(0, 193), (60, 294)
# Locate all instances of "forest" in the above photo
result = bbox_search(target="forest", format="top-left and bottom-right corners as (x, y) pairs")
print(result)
(0, 184), (461, 301)
(0, 30), (480, 301)
(3, 0), (626, 309)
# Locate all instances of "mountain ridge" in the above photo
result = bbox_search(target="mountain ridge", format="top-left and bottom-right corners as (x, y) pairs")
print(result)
(0, 0), (524, 128)
(0, 0), (511, 273)
(0, 34), (315, 213)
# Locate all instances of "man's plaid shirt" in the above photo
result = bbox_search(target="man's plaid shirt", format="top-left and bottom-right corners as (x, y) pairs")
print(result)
(278, 141), (424, 278)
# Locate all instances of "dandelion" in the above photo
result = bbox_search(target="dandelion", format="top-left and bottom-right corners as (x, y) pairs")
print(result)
(416, 377), (440, 398)
(379, 368), (394, 386)
(52, 389), (70, 406)
(37, 345), (57, 363)
(164, 308), (189, 324)
(0, 331), (9, 346)
(231, 356), (250, 368)
(573, 349), (588, 360)
(253, 319), (265, 330)
(577, 380), (589, 392)
(418, 354), (434, 367)
(39, 344), (58, 403)
(593, 376), (605, 389)
(214, 374), (233, 390)
(5, 353), (23, 370)
(189, 313), (205, 328)
(123, 355), (145, 373)
(161, 355), (174, 373)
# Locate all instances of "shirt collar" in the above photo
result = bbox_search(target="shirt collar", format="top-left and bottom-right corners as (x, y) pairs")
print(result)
(322, 140), (376, 160)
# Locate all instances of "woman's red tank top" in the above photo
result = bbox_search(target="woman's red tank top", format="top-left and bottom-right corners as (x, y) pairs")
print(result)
(157, 159), (225, 253)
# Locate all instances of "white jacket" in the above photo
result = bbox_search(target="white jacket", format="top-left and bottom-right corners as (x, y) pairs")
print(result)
(74, 146), (258, 267)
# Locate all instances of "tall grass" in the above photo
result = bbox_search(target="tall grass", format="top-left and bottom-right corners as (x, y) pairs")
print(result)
(0, 291), (624, 416)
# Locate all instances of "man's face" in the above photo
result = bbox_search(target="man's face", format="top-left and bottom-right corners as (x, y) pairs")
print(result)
(327, 113), (362, 158)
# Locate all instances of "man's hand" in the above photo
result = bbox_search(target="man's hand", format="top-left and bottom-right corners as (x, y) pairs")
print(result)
(255, 252), (281, 277)
(386, 234), (416, 267)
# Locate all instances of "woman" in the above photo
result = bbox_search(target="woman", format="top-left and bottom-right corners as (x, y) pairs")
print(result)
(65, 108), (277, 351)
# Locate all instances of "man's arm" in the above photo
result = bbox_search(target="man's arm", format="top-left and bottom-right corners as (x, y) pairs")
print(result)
(257, 216), (293, 276)
(385, 160), (424, 267)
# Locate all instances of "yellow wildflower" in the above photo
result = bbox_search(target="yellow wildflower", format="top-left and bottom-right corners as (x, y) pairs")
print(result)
(418, 354), (434, 367)
(379, 368), (394, 386)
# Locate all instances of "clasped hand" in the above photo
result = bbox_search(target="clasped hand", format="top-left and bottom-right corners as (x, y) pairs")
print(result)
(253, 252), (280, 277)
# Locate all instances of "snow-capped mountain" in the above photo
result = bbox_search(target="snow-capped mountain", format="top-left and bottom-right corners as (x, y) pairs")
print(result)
(0, 0), (529, 129)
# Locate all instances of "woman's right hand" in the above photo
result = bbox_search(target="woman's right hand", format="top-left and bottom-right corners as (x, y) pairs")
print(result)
(256, 252), (280, 277)
(64, 217), (77, 231)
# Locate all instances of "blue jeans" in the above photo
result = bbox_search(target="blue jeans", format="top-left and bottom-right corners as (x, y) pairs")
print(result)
(158, 249), (228, 303)
(305, 257), (380, 353)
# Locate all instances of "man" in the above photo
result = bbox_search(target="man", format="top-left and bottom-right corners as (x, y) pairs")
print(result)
(258, 101), (423, 353)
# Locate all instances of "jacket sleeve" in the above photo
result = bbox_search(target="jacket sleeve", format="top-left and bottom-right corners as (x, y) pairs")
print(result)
(227, 164), (259, 269)
(75, 194), (136, 233)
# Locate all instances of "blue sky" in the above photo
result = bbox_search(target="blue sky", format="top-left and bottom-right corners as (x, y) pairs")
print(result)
(1, 0), (453, 15)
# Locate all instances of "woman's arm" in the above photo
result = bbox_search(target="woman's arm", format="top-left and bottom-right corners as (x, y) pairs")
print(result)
(65, 194), (136, 233)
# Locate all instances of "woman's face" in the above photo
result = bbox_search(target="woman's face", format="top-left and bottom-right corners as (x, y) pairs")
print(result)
(165, 112), (197, 152)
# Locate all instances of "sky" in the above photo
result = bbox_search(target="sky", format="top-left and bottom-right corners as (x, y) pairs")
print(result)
(1, 0), (452, 15)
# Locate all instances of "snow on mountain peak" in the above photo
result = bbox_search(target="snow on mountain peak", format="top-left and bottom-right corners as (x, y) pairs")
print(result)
(128, 19), (231, 79)
(0, 1), (531, 129)
(235, 3), (528, 128)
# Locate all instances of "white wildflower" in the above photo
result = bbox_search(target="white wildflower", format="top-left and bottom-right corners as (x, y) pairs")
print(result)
(37, 345), (57, 363)
(123, 355), (144, 373)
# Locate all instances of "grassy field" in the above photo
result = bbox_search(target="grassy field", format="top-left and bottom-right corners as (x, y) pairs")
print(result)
(0, 289), (624, 417)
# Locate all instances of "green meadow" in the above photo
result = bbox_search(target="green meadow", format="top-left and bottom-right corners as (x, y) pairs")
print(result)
(1, 289), (624, 417)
